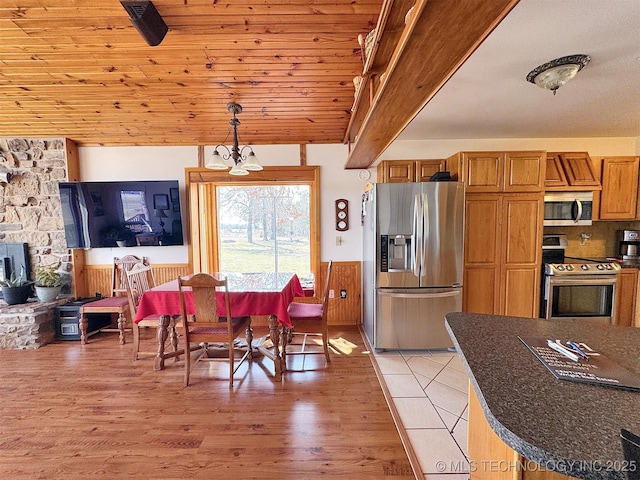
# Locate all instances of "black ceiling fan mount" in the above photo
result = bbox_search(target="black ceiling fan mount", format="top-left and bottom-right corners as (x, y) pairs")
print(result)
(120, 1), (168, 47)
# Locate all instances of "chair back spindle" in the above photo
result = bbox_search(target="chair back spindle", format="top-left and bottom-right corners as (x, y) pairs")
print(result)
(113, 255), (148, 297)
(125, 263), (156, 317)
(124, 262), (173, 362)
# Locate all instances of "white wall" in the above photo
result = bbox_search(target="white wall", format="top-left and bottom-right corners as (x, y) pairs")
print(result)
(77, 144), (373, 265)
(79, 146), (196, 265)
(78, 136), (638, 265)
(307, 144), (372, 262)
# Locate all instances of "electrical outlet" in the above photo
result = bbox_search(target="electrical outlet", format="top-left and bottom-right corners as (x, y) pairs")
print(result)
(328, 289), (335, 299)
(340, 289), (347, 299)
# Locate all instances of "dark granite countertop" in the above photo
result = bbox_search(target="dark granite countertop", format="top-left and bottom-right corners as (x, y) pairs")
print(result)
(620, 261), (640, 269)
(445, 312), (640, 480)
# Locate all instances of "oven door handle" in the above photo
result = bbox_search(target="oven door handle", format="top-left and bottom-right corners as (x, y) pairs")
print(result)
(547, 275), (618, 286)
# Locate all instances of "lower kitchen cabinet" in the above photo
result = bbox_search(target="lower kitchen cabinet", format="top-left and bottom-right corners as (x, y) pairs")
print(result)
(616, 268), (639, 327)
(464, 193), (543, 318)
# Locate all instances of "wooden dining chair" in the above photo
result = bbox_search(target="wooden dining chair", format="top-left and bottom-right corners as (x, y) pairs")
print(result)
(179, 273), (253, 387)
(283, 260), (333, 366)
(79, 255), (148, 344)
(125, 262), (180, 363)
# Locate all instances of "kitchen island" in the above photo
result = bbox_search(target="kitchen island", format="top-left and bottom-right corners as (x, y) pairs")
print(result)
(445, 312), (640, 480)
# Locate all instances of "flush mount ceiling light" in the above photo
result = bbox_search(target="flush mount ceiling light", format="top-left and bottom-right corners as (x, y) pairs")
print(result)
(206, 103), (262, 176)
(526, 54), (590, 95)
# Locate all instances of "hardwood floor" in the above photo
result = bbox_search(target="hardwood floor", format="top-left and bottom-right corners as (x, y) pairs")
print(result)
(0, 326), (414, 479)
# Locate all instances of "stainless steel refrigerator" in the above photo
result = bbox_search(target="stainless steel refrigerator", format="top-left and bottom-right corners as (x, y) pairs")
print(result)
(362, 182), (465, 350)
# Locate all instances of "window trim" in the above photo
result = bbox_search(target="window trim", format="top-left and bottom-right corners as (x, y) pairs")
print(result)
(185, 166), (320, 288)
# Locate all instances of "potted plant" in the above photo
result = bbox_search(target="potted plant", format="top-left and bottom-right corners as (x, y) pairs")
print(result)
(35, 265), (63, 302)
(0, 266), (34, 305)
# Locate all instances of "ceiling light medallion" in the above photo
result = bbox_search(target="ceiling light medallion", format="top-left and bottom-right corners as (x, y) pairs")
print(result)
(526, 54), (591, 95)
(206, 103), (262, 176)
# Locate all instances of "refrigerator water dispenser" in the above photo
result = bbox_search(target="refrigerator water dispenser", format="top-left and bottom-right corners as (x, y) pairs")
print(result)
(380, 234), (412, 272)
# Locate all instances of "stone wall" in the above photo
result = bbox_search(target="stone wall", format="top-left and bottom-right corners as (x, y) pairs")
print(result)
(0, 138), (72, 348)
(0, 138), (72, 290)
(0, 299), (60, 349)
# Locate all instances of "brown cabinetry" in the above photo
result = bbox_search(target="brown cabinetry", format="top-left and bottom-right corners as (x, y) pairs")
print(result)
(452, 151), (544, 318)
(591, 156), (640, 220)
(448, 151), (545, 193)
(545, 152), (601, 190)
(376, 159), (446, 183)
(615, 268), (638, 327)
(464, 195), (500, 314)
(464, 193), (543, 317)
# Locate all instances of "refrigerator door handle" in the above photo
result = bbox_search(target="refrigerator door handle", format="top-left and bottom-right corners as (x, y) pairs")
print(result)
(412, 195), (421, 276)
(422, 192), (428, 276)
(378, 290), (461, 299)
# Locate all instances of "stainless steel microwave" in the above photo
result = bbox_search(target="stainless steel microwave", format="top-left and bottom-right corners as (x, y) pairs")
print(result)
(543, 191), (593, 226)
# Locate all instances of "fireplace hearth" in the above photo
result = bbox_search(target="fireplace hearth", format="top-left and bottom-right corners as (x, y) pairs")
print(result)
(0, 298), (63, 349)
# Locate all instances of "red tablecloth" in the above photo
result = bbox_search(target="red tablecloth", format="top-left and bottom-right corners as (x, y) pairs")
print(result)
(135, 272), (304, 327)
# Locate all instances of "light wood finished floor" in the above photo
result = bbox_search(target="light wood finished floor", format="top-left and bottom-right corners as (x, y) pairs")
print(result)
(0, 326), (414, 479)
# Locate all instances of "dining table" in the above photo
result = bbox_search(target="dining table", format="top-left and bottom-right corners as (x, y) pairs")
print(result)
(135, 271), (304, 375)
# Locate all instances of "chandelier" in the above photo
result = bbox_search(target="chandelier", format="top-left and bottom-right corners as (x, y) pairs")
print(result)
(206, 102), (263, 175)
(526, 54), (590, 95)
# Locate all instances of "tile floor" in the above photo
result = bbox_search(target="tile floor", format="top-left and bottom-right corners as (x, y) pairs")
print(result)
(371, 348), (471, 480)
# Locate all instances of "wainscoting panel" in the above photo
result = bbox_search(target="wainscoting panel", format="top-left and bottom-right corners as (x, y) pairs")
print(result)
(83, 264), (191, 299)
(82, 261), (361, 326)
(325, 260), (361, 325)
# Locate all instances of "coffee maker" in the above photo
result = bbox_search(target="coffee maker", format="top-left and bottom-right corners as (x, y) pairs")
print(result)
(618, 230), (640, 260)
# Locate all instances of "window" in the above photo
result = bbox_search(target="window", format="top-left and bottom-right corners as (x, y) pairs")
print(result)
(217, 185), (310, 278)
(186, 166), (320, 290)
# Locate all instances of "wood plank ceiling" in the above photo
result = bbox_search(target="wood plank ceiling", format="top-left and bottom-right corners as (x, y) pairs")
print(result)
(0, 0), (381, 147)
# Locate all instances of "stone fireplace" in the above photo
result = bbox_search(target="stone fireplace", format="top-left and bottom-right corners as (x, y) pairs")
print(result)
(0, 138), (74, 348)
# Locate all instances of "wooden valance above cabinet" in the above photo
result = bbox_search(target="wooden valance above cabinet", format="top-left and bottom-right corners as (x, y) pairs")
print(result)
(545, 152), (602, 191)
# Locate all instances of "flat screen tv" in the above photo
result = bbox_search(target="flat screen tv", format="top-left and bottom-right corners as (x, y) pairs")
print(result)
(58, 180), (184, 248)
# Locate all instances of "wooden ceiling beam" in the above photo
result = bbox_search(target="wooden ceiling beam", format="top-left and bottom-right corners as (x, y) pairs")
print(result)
(344, 0), (520, 169)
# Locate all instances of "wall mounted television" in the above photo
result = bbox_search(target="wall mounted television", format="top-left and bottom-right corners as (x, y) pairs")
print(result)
(58, 180), (184, 249)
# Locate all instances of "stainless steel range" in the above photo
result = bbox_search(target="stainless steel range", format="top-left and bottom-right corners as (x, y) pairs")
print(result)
(541, 235), (621, 324)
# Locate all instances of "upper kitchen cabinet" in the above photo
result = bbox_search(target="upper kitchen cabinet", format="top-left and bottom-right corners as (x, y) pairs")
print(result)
(545, 152), (601, 191)
(377, 159), (446, 183)
(447, 151), (545, 193)
(591, 156), (640, 220)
